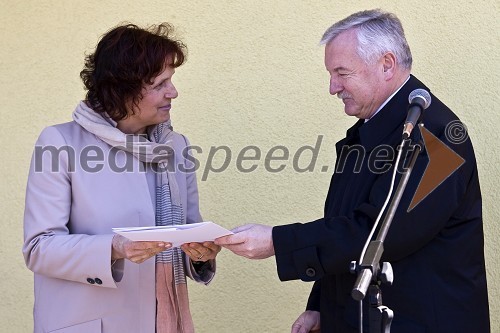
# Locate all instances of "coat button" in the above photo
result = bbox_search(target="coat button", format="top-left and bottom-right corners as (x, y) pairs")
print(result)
(305, 268), (316, 277)
(95, 278), (102, 285)
(87, 278), (95, 284)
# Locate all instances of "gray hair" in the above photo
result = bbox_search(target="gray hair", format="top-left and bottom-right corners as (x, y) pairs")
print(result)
(321, 9), (412, 70)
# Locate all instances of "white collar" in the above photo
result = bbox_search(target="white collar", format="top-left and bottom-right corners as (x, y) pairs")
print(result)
(364, 75), (410, 123)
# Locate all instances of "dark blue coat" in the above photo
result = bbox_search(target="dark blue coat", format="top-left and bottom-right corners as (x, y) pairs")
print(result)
(273, 75), (490, 332)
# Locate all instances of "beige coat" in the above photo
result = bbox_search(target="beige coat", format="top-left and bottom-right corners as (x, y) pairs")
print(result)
(23, 121), (213, 333)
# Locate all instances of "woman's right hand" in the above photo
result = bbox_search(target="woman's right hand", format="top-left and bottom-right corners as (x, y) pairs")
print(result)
(111, 234), (171, 264)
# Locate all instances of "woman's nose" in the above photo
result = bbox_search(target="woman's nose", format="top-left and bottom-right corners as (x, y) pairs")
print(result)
(166, 84), (178, 99)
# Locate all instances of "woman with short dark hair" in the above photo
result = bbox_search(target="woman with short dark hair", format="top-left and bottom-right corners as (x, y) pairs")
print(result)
(23, 23), (219, 333)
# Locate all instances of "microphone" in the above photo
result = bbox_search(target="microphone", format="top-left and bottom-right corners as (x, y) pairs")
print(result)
(402, 89), (432, 139)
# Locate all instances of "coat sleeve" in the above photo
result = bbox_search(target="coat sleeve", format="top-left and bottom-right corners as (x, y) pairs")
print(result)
(180, 134), (216, 285)
(272, 126), (478, 283)
(22, 126), (119, 288)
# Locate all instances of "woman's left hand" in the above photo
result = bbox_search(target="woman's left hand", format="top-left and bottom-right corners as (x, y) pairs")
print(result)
(181, 241), (221, 262)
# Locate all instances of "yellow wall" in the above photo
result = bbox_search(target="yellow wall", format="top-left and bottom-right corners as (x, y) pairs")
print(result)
(1, 0), (498, 331)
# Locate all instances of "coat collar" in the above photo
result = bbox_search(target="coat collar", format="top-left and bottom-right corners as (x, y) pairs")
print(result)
(337, 75), (430, 152)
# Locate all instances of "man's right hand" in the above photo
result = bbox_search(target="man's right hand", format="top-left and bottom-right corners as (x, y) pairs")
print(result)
(291, 310), (320, 333)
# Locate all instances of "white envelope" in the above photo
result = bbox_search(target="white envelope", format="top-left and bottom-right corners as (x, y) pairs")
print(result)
(112, 221), (233, 248)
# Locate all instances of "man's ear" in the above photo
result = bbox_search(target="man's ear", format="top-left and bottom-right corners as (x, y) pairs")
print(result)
(381, 52), (397, 80)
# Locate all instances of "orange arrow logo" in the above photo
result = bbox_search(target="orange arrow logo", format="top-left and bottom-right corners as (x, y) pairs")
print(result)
(407, 125), (465, 211)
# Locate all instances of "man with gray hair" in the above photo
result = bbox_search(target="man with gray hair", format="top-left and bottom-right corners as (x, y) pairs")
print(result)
(216, 9), (489, 332)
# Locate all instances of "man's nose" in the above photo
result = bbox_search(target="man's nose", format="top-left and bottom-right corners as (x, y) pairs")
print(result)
(329, 77), (343, 95)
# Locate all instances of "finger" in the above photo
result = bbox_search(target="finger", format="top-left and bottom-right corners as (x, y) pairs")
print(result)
(293, 327), (307, 333)
(131, 241), (157, 250)
(214, 236), (231, 245)
(181, 244), (201, 258)
(221, 244), (248, 255)
(134, 243), (170, 258)
(205, 244), (221, 255)
(187, 243), (208, 258)
(179, 244), (195, 256)
(188, 242), (206, 251)
(190, 243), (220, 260)
(130, 252), (151, 264)
(291, 323), (307, 333)
(214, 225), (253, 245)
(180, 244), (204, 259)
(186, 242), (218, 256)
(140, 245), (170, 257)
(154, 241), (172, 249)
(202, 241), (221, 252)
(131, 241), (171, 250)
(214, 233), (247, 246)
(143, 247), (159, 257)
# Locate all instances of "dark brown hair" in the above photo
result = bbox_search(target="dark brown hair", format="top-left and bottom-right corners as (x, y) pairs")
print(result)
(80, 23), (186, 121)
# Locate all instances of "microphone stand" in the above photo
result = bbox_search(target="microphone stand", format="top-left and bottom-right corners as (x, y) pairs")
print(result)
(350, 129), (424, 333)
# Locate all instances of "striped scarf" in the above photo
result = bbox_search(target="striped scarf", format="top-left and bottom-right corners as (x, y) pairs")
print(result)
(148, 122), (186, 283)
